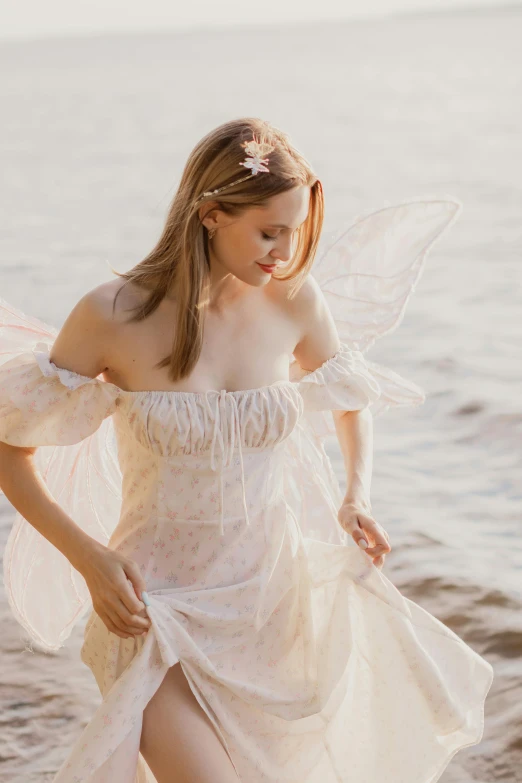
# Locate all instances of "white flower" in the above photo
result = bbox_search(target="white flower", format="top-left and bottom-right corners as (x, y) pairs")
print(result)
(240, 155), (270, 175)
(239, 137), (275, 175)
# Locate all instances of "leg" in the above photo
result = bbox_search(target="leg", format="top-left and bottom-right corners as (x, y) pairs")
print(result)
(140, 662), (240, 783)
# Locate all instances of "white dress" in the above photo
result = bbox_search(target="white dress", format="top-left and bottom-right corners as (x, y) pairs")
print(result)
(0, 199), (494, 783)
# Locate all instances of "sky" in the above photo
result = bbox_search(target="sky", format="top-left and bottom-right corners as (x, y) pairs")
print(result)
(2, 0), (520, 41)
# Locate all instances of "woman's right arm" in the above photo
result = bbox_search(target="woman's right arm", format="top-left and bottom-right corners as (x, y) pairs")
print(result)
(0, 441), (102, 572)
(0, 289), (151, 639)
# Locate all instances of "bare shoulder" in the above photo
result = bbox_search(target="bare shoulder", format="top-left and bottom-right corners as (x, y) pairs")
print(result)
(269, 274), (340, 370)
(49, 278), (144, 378)
(268, 274), (327, 334)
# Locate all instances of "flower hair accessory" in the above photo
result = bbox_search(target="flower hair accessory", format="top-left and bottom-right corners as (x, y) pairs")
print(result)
(194, 134), (275, 206)
(238, 137), (274, 174)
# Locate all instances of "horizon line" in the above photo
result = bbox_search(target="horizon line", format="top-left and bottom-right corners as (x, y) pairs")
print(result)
(1, 2), (521, 46)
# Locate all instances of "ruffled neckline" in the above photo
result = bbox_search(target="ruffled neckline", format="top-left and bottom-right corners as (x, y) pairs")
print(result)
(33, 340), (360, 399)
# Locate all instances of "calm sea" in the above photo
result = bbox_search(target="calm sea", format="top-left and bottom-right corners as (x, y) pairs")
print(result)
(0, 7), (520, 781)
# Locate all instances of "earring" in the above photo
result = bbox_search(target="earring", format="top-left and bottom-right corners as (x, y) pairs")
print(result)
(208, 228), (216, 239)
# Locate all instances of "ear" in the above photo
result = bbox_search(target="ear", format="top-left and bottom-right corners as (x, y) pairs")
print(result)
(198, 201), (221, 232)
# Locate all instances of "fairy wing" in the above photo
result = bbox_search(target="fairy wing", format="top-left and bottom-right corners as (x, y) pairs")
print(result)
(292, 197), (462, 430)
(313, 197), (462, 352)
(285, 198), (462, 543)
(0, 297), (123, 653)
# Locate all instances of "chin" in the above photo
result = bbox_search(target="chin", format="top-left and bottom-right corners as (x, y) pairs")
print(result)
(233, 265), (271, 288)
(248, 275), (270, 289)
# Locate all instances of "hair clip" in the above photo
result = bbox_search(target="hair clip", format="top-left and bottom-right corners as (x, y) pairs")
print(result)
(194, 134), (275, 206)
(238, 137), (275, 175)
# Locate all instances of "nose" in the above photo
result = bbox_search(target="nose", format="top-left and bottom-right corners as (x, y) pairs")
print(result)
(270, 235), (294, 263)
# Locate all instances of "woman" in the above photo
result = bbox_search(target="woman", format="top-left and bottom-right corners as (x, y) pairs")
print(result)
(0, 117), (493, 782)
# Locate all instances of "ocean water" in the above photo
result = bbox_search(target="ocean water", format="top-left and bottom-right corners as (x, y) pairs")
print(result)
(0, 7), (520, 781)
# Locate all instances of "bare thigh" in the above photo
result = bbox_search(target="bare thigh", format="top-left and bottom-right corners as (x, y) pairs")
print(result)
(140, 662), (240, 783)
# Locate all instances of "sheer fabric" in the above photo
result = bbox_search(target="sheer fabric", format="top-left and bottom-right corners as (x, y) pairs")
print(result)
(0, 199), (493, 782)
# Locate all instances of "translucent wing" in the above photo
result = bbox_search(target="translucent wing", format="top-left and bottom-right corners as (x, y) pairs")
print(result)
(0, 297), (123, 653)
(293, 197), (462, 431)
(314, 197), (462, 352)
(285, 198), (462, 543)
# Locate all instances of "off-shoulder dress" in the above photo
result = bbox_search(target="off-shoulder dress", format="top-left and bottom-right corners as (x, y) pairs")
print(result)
(0, 199), (494, 782)
(0, 333), (493, 783)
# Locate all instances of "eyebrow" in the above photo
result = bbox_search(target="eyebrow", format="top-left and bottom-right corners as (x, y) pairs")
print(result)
(266, 223), (295, 230)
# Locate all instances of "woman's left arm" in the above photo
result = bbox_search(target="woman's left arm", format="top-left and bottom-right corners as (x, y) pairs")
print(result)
(332, 407), (391, 569)
(289, 274), (391, 570)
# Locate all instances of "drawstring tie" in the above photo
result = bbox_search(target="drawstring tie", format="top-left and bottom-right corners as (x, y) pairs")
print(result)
(206, 389), (250, 537)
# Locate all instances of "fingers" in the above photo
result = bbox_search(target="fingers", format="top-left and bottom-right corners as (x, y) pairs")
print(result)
(115, 596), (151, 632)
(347, 510), (391, 570)
(98, 601), (150, 639)
(123, 560), (149, 607)
(94, 576), (152, 638)
(85, 551), (153, 639)
(104, 606), (136, 639)
(354, 530), (389, 556)
(364, 537), (390, 557)
(355, 537), (387, 569)
(356, 514), (391, 558)
(117, 573), (147, 616)
(110, 562), (152, 636)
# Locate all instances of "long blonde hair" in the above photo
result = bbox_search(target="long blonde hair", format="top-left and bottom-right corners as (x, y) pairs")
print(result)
(111, 117), (324, 382)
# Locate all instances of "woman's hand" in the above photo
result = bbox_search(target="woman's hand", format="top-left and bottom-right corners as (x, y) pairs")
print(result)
(337, 500), (391, 569)
(76, 542), (152, 639)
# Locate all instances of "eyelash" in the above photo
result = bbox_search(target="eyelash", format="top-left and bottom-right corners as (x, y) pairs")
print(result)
(261, 232), (277, 241)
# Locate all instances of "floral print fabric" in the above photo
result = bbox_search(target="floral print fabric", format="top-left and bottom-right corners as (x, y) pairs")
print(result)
(0, 338), (494, 783)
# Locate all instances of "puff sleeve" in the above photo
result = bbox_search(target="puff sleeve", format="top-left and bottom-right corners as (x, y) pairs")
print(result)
(294, 343), (382, 413)
(0, 342), (121, 447)
(284, 342), (425, 546)
(292, 341), (426, 440)
(0, 337), (123, 653)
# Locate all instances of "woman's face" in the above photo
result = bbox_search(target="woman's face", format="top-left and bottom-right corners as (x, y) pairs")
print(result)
(201, 185), (311, 286)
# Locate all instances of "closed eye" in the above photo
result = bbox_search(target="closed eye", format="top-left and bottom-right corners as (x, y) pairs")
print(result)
(261, 231), (277, 241)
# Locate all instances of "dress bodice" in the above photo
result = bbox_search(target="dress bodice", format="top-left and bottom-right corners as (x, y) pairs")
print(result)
(1, 338), (383, 452)
(115, 380), (303, 457)
(0, 340), (385, 538)
(112, 382), (304, 536)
